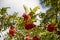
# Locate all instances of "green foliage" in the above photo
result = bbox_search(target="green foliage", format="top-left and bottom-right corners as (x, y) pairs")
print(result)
(0, 0), (60, 39)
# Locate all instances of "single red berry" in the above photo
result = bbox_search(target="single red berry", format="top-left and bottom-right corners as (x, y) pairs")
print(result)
(46, 24), (56, 32)
(25, 34), (30, 40)
(9, 29), (15, 36)
(22, 13), (31, 20)
(24, 22), (36, 30)
(33, 36), (40, 40)
(10, 25), (15, 29)
(25, 38), (29, 40)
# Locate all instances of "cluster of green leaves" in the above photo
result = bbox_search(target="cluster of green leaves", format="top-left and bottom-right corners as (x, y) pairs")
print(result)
(40, 0), (60, 23)
(39, 0), (60, 40)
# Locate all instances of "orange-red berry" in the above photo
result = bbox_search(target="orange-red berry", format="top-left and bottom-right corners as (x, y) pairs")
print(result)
(46, 24), (56, 32)
(9, 29), (15, 36)
(22, 13), (31, 20)
(33, 36), (40, 40)
(10, 25), (15, 29)
(24, 22), (36, 30)
(25, 34), (30, 40)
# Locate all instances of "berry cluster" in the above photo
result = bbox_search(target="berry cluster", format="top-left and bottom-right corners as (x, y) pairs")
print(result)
(9, 25), (16, 36)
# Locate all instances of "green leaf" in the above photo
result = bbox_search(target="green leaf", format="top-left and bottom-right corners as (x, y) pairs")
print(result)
(33, 6), (40, 12)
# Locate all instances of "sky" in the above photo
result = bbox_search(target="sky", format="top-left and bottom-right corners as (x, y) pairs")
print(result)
(0, 0), (48, 16)
(0, 0), (49, 40)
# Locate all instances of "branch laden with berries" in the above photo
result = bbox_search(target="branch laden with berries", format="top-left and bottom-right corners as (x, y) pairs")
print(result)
(0, 0), (60, 40)
(1, 6), (41, 40)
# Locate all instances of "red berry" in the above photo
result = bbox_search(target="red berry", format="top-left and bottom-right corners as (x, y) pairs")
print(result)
(25, 34), (30, 40)
(10, 25), (15, 29)
(9, 29), (15, 36)
(24, 22), (36, 30)
(22, 13), (31, 20)
(33, 36), (40, 40)
(25, 38), (29, 40)
(46, 24), (56, 32)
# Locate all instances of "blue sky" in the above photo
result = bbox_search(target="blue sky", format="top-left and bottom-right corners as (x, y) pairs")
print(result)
(0, 0), (48, 16)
